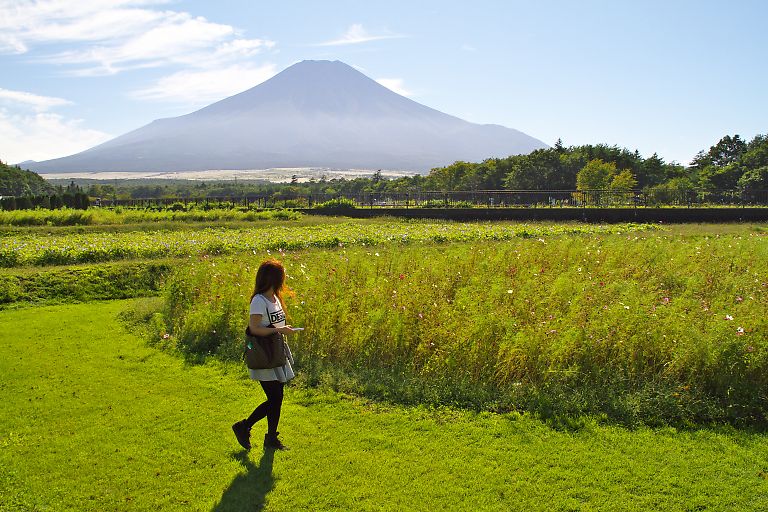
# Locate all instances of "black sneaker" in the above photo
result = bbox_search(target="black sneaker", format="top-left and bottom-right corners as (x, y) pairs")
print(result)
(232, 420), (251, 450)
(264, 432), (287, 450)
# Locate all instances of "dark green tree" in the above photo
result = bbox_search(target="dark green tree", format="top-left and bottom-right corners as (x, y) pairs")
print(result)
(697, 163), (743, 190)
(742, 134), (768, 170)
(0, 196), (16, 210)
(16, 196), (33, 209)
(640, 153), (667, 188)
(737, 166), (768, 191)
(691, 135), (747, 169)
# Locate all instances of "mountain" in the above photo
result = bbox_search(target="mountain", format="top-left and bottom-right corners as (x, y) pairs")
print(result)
(28, 60), (548, 174)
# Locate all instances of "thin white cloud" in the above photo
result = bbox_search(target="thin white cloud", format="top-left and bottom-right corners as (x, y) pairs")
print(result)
(375, 78), (413, 97)
(132, 63), (278, 104)
(0, 109), (111, 163)
(0, 84), (109, 162)
(0, 1), (170, 47)
(316, 24), (404, 46)
(0, 33), (27, 53)
(0, 1), (276, 75)
(0, 88), (73, 111)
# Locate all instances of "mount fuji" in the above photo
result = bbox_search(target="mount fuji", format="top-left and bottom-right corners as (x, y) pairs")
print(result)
(28, 60), (547, 174)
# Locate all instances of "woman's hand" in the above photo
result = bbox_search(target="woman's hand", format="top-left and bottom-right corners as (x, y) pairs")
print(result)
(276, 325), (302, 335)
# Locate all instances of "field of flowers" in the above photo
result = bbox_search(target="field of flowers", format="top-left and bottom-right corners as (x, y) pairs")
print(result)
(0, 220), (655, 267)
(153, 228), (768, 426)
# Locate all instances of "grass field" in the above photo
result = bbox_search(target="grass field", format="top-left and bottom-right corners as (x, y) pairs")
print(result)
(2, 219), (767, 425)
(2, 301), (768, 511)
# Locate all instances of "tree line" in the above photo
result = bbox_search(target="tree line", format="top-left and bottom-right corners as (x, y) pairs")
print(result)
(123, 133), (763, 199)
(386, 134), (768, 194)
(2, 133), (767, 208)
(0, 161), (90, 210)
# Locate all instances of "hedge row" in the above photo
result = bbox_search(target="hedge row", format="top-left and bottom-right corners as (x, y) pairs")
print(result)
(0, 193), (90, 211)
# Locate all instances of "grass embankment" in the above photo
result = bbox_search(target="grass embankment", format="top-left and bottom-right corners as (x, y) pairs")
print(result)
(2, 301), (767, 511)
(0, 261), (171, 306)
(0, 207), (301, 226)
(156, 228), (768, 426)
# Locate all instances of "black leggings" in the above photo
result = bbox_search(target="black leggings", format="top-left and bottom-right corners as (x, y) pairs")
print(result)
(244, 380), (284, 434)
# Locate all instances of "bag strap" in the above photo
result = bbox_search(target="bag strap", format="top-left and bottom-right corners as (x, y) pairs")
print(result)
(259, 293), (272, 326)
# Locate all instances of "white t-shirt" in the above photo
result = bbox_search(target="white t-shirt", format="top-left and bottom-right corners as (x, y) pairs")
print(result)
(249, 293), (286, 328)
(248, 294), (294, 382)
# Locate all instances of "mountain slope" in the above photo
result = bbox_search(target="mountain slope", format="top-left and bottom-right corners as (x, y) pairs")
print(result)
(29, 60), (548, 173)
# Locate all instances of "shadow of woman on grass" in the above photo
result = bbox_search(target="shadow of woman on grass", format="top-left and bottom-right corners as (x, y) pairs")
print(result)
(212, 449), (275, 512)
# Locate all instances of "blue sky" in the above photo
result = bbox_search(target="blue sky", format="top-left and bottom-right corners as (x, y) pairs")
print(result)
(1, 0), (766, 167)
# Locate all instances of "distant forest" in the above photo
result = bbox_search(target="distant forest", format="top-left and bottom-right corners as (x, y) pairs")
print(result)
(0, 160), (90, 210)
(2, 133), (767, 201)
(0, 161), (54, 196)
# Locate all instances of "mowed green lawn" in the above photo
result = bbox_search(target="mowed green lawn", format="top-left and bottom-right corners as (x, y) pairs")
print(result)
(1, 301), (767, 511)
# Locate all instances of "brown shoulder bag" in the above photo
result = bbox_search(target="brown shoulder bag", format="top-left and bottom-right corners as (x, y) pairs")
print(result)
(244, 324), (287, 370)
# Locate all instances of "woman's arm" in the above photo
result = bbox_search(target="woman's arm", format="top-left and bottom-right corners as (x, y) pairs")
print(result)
(248, 314), (275, 336)
(248, 314), (298, 335)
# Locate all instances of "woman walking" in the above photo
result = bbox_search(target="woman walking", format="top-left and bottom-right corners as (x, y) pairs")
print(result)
(232, 259), (300, 451)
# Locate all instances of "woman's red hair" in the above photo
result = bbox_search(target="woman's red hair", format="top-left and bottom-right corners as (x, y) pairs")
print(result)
(250, 259), (291, 311)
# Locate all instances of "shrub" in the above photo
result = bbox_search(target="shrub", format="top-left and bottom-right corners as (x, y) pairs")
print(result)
(278, 198), (309, 209)
(168, 202), (187, 212)
(0, 196), (16, 211)
(16, 196), (32, 210)
(313, 197), (357, 213)
(419, 199), (474, 208)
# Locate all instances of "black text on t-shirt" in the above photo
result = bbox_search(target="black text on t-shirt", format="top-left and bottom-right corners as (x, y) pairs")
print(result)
(270, 309), (286, 325)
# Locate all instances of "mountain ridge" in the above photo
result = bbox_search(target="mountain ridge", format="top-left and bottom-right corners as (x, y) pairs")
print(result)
(28, 60), (548, 174)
